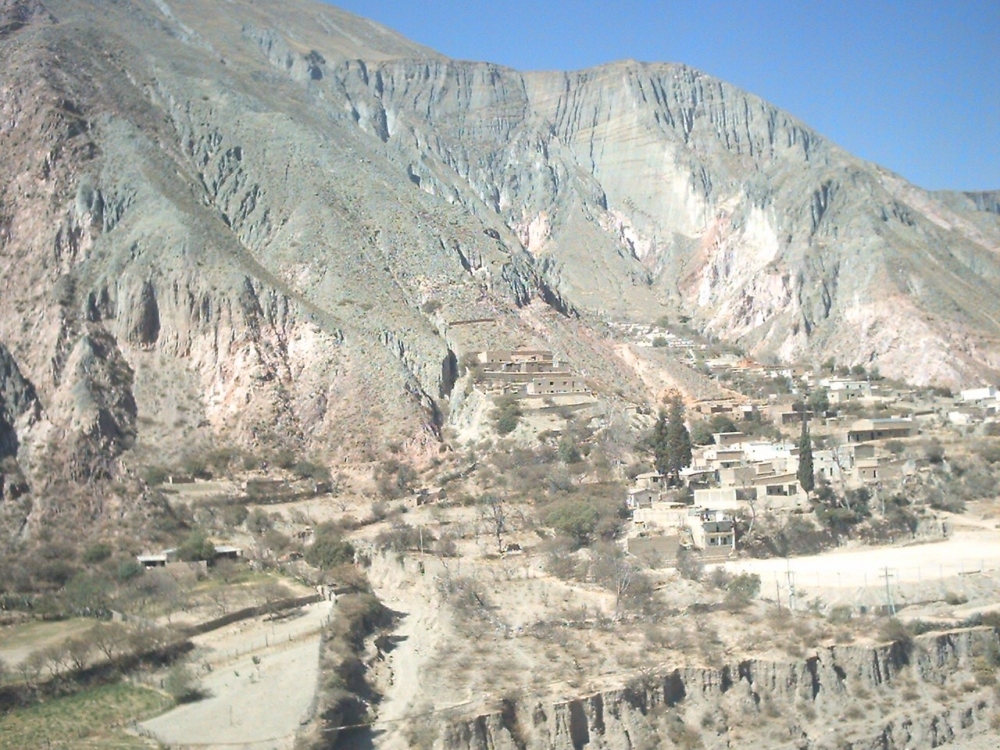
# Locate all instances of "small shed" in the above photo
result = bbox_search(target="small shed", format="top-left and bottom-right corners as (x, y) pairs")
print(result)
(136, 553), (167, 568)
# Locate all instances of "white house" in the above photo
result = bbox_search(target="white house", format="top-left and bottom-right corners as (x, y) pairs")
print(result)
(960, 386), (998, 403)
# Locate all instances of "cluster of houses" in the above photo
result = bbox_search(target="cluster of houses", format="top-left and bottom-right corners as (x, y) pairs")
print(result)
(948, 386), (1000, 426)
(628, 470), (737, 554)
(607, 321), (699, 351)
(626, 413), (924, 555)
(475, 348), (591, 398)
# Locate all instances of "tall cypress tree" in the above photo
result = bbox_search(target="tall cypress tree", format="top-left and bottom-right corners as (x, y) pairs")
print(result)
(666, 395), (692, 485)
(653, 409), (670, 476)
(797, 417), (815, 495)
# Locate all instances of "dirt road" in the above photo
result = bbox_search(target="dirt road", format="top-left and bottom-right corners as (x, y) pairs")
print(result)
(717, 528), (1000, 612)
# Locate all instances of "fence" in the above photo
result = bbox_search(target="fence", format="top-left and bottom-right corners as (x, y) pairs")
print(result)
(757, 557), (1000, 613)
(183, 593), (323, 637)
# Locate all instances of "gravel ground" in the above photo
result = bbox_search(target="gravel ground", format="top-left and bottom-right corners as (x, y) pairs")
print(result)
(139, 600), (333, 750)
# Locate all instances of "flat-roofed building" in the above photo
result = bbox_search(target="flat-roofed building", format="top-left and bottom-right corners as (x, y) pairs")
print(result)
(847, 418), (916, 443)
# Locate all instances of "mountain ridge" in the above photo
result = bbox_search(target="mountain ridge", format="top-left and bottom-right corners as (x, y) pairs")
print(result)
(1, 0), (999, 504)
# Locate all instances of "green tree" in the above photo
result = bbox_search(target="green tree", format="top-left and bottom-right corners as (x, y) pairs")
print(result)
(176, 530), (215, 562)
(652, 409), (670, 476)
(724, 572), (761, 610)
(64, 571), (113, 615)
(665, 395), (692, 484)
(491, 395), (522, 436)
(557, 434), (582, 464)
(797, 419), (815, 495)
(306, 524), (355, 569)
(690, 414), (738, 446)
(545, 500), (601, 548)
(807, 389), (830, 416)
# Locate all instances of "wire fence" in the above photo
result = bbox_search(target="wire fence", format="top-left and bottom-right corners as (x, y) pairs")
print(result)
(758, 557), (1000, 613)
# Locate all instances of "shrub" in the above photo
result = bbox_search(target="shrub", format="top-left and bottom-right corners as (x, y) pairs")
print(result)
(492, 395), (522, 436)
(885, 440), (906, 456)
(544, 500), (600, 548)
(306, 525), (355, 570)
(944, 591), (968, 605)
(247, 508), (273, 535)
(724, 573), (761, 610)
(828, 605), (853, 624)
(142, 465), (169, 485)
(117, 558), (145, 582)
(375, 522), (431, 553)
(676, 548), (704, 581)
(294, 460), (330, 482)
(165, 661), (206, 703)
(221, 504), (249, 528)
(877, 618), (914, 653)
(924, 438), (945, 464)
(82, 542), (113, 564)
(176, 530), (215, 562)
(375, 460), (416, 499)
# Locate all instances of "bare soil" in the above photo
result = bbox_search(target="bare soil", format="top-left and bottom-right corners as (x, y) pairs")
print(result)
(138, 600), (334, 750)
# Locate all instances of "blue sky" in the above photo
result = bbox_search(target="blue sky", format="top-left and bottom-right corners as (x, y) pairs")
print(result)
(327, 1), (999, 191)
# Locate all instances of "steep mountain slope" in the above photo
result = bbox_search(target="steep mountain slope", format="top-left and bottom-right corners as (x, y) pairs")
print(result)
(1, 0), (998, 503)
(0, 0), (565, 493)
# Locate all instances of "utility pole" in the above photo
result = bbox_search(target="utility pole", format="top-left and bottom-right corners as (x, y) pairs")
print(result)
(880, 567), (896, 616)
(786, 558), (796, 612)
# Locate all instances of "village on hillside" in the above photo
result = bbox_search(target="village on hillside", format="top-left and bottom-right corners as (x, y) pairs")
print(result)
(612, 324), (1000, 562)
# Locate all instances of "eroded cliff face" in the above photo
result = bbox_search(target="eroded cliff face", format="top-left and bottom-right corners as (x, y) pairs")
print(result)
(439, 627), (1000, 750)
(321, 39), (1000, 385)
(0, 0), (571, 503)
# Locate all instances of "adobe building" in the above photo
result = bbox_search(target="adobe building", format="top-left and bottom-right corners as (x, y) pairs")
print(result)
(847, 418), (915, 443)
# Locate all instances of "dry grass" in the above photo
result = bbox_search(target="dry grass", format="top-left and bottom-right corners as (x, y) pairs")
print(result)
(0, 618), (95, 668)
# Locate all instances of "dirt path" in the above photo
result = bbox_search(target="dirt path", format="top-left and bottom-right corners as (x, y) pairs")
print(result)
(139, 600), (333, 750)
(346, 554), (477, 750)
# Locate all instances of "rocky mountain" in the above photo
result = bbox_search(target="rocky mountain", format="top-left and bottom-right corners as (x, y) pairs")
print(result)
(1, 0), (999, 496)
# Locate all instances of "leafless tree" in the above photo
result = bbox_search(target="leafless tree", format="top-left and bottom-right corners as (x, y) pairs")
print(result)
(480, 493), (509, 553)
(41, 642), (71, 677)
(65, 636), (92, 672)
(18, 650), (46, 687)
(126, 622), (174, 656)
(207, 587), (231, 616)
(88, 622), (128, 662)
(256, 580), (293, 618)
(593, 544), (644, 620)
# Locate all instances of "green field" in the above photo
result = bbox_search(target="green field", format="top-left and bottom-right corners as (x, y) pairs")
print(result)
(0, 682), (172, 749)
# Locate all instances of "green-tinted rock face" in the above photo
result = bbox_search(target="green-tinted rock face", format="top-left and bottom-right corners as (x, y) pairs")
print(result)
(1, 0), (998, 488)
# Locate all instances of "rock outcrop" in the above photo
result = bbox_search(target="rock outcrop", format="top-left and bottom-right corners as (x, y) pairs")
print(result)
(439, 627), (1000, 749)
